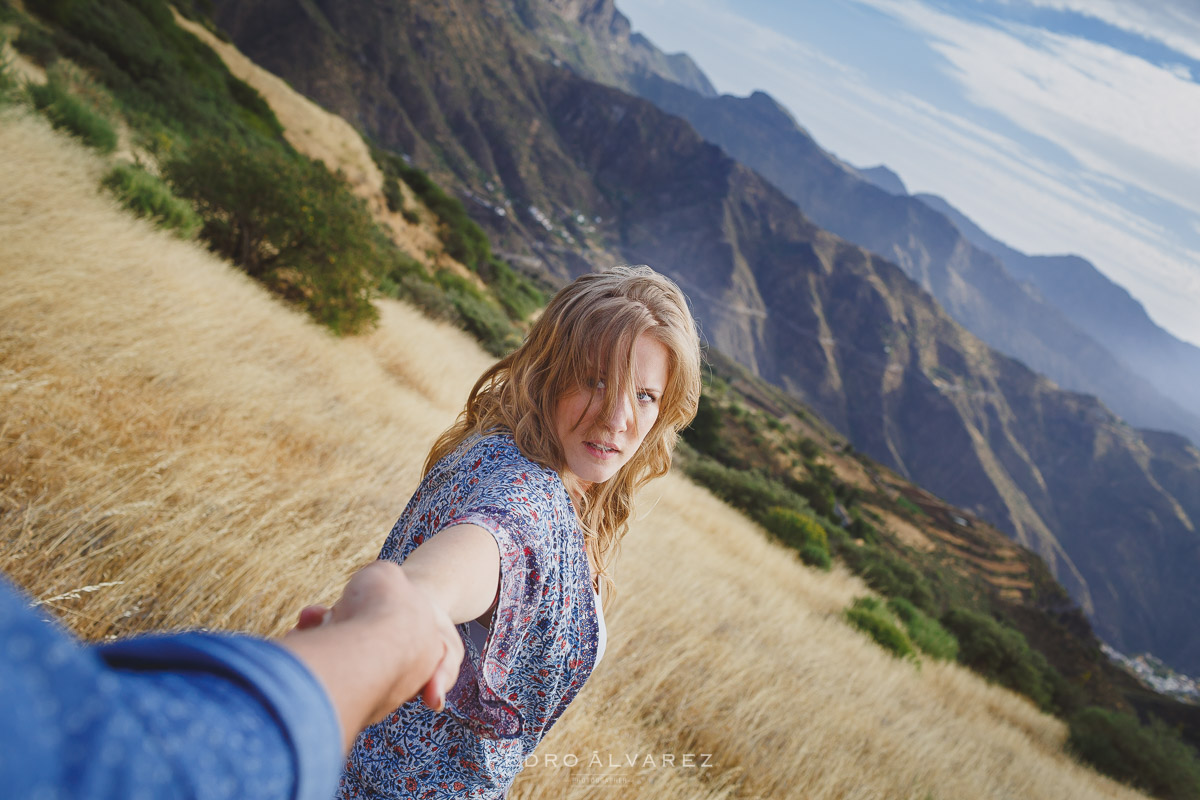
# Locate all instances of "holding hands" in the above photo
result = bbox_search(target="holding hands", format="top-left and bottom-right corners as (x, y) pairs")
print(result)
(283, 560), (465, 749)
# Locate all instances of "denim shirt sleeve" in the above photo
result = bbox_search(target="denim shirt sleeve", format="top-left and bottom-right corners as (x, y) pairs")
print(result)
(0, 577), (342, 800)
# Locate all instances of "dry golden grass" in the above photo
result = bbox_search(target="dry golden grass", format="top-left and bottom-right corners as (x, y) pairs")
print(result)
(0, 111), (1147, 800)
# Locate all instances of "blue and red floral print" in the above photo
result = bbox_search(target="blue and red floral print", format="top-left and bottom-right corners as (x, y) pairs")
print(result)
(337, 432), (600, 799)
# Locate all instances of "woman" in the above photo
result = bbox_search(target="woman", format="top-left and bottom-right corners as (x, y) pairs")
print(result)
(337, 265), (702, 799)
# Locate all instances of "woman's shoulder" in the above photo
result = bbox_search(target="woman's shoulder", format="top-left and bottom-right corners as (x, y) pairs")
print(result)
(440, 431), (562, 493)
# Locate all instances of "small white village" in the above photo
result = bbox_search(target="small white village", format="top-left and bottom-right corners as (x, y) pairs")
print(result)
(1103, 644), (1200, 704)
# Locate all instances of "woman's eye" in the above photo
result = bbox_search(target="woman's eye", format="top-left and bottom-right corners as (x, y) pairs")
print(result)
(637, 390), (657, 404)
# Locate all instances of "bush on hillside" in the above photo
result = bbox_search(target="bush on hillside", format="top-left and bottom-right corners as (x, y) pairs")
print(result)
(798, 543), (832, 571)
(0, 37), (16, 105)
(761, 506), (830, 569)
(434, 270), (521, 356)
(844, 596), (915, 661)
(165, 139), (390, 334)
(1068, 706), (1200, 800)
(887, 597), (958, 661)
(27, 78), (117, 152)
(682, 392), (726, 459)
(684, 459), (811, 522)
(477, 256), (544, 321)
(101, 163), (201, 238)
(14, 24), (58, 66)
(383, 175), (405, 214)
(941, 608), (1058, 711)
(838, 542), (936, 614)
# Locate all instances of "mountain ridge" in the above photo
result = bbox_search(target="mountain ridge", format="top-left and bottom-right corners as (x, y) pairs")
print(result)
(917, 191), (1200, 413)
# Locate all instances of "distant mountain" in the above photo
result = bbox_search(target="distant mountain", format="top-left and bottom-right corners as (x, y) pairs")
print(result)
(209, 0), (1200, 673)
(852, 164), (907, 196)
(514, 0), (716, 98)
(625, 74), (1200, 449)
(916, 192), (1200, 416)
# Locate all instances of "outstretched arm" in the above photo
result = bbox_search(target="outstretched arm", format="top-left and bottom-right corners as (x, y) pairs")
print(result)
(398, 523), (502, 625)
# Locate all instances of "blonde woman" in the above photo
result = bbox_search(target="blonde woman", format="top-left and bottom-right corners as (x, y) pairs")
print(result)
(337, 266), (702, 799)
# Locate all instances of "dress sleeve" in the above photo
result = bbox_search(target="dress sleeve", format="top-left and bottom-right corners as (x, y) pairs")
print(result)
(440, 500), (547, 740)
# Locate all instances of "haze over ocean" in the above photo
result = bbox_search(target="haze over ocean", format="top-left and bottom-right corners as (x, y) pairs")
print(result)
(619, 0), (1200, 349)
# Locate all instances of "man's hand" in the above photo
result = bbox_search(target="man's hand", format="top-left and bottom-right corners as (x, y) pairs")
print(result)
(282, 561), (465, 749)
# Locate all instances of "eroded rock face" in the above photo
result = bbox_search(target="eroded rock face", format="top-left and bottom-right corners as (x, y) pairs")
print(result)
(210, 0), (1200, 673)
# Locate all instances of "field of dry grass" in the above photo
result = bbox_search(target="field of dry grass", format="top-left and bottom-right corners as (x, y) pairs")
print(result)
(0, 110), (1148, 800)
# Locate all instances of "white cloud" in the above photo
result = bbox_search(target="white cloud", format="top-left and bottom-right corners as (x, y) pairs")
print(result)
(1012, 0), (1200, 64)
(853, 0), (1200, 216)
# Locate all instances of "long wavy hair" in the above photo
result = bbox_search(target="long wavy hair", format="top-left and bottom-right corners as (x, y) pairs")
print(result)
(423, 265), (702, 596)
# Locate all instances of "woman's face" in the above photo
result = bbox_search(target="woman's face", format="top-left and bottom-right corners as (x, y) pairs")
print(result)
(554, 331), (670, 489)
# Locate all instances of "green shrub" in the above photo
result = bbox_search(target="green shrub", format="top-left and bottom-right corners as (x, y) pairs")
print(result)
(478, 256), (544, 321)
(760, 507), (831, 570)
(941, 608), (1057, 710)
(681, 393), (727, 459)
(762, 506), (826, 549)
(896, 495), (926, 518)
(795, 436), (820, 459)
(791, 477), (837, 517)
(448, 291), (519, 356)
(101, 163), (201, 238)
(165, 139), (391, 334)
(798, 543), (832, 570)
(887, 597), (958, 661)
(391, 160), (490, 270)
(27, 78), (117, 152)
(684, 459), (811, 522)
(1068, 707), (1200, 800)
(383, 175), (404, 213)
(14, 25), (58, 66)
(849, 512), (880, 544)
(844, 596), (915, 660)
(0, 36), (16, 105)
(838, 542), (936, 614)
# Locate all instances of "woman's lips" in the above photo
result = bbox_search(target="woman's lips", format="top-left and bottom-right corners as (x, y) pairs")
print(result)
(585, 441), (620, 459)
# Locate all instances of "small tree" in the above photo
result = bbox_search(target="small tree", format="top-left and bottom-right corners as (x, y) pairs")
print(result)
(166, 139), (388, 333)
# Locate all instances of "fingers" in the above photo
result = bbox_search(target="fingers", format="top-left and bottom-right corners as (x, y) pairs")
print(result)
(419, 629), (465, 712)
(295, 604), (332, 631)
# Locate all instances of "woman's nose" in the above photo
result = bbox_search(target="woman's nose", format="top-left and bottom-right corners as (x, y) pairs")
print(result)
(603, 392), (632, 432)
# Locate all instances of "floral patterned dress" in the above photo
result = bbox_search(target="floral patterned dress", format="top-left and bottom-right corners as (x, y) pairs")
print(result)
(336, 432), (601, 799)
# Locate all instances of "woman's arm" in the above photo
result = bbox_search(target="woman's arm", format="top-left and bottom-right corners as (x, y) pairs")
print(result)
(399, 524), (502, 626)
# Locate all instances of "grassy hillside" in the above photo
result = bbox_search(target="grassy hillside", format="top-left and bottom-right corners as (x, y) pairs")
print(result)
(0, 108), (1152, 800)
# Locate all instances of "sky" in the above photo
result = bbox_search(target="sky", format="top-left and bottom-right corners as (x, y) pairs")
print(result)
(616, 0), (1200, 348)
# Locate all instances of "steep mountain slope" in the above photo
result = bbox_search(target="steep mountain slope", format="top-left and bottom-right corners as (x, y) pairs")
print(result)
(206, 0), (1200, 672)
(918, 191), (1200, 415)
(627, 75), (1200, 448)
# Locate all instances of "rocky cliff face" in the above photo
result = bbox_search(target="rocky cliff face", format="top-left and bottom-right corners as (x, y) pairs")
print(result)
(209, 0), (1200, 673)
(918, 191), (1200, 419)
(628, 75), (1200, 448)
(526, 0), (716, 98)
